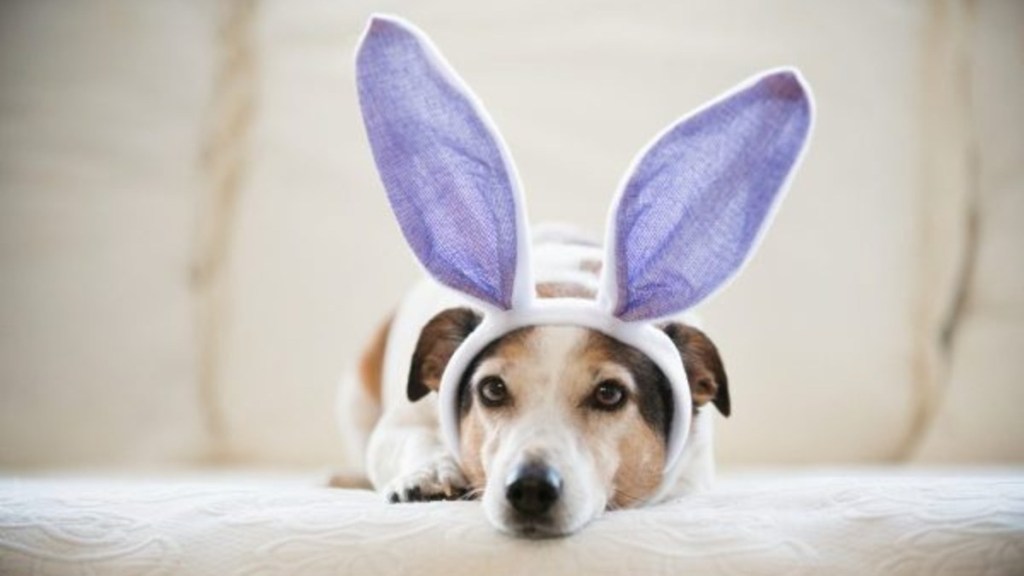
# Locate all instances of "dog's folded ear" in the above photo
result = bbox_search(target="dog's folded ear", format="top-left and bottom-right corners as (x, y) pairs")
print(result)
(408, 308), (483, 402)
(660, 323), (730, 417)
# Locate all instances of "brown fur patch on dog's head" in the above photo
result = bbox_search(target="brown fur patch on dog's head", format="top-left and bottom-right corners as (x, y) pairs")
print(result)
(582, 331), (670, 507)
(407, 307), (482, 402)
(661, 323), (730, 416)
(456, 327), (536, 494)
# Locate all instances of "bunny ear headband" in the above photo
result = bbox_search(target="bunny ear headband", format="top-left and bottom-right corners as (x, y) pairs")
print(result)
(356, 15), (813, 471)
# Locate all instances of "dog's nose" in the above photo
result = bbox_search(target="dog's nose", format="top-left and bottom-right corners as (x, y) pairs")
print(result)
(505, 462), (562, 517)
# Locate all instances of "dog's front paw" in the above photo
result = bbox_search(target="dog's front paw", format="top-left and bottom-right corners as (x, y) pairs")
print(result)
(385, 456), (469, 503)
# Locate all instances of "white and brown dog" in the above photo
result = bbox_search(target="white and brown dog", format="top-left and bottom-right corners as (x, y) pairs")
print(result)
(336, 15), (813, 538)
(339, 227), (730, 537)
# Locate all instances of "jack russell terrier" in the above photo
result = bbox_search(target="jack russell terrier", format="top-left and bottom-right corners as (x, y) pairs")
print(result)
(336, 15), (813, 538)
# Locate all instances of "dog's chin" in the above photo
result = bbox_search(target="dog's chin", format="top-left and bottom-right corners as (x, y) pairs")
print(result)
(502, 516), (569, 539)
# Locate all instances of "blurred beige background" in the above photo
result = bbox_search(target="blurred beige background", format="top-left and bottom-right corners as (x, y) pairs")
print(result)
(0, 0), (1021, 471)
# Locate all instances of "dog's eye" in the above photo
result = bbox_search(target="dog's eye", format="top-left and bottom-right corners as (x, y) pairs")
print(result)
(478, 376), (509, 408)
(589, 380), (628, 411)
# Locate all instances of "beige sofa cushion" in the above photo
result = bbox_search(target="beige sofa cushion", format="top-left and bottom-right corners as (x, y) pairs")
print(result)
(2, 0), (1018, 470)
(0, 2), (215, 467)
(219, 1), (933, 466)
(914, 0), (1024, 462)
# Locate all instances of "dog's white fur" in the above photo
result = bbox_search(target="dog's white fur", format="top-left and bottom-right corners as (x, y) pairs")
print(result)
(337, 227), (717, 536)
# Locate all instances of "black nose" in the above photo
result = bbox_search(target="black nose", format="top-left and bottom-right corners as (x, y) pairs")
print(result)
(505, 462), (562, 517)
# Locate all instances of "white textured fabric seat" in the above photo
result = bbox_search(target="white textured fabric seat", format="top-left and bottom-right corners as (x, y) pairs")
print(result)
(2, 470), (1022, 575)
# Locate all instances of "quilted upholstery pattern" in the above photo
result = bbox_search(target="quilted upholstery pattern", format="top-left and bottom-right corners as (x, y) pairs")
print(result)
(2, 471), (1022, 575)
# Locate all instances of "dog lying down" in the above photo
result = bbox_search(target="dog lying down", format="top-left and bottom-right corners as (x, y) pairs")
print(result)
(335, 15), (813, 538)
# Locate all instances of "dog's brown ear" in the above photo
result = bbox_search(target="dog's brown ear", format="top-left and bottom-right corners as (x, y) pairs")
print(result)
(407, 307), (483, 402)
(660, 323), (730, 416)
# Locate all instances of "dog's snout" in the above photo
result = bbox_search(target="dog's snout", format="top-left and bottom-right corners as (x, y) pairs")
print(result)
(505, 462), (562, 517)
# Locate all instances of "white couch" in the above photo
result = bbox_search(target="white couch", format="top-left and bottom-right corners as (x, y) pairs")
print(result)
(1, 1), (1022, 574)
(2, 470), (1023, 575)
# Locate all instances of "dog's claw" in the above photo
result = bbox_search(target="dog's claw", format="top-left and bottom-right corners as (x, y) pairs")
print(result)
(384, 455), (469, 503)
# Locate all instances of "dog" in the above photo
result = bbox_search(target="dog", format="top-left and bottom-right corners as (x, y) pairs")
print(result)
(335, 15), (812, 538)
(338, 225), (728, 537)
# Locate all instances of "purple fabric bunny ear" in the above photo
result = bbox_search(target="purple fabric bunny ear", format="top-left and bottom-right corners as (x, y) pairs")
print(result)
(605, 69), (813, 321)
(356, 15), (528, 310)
